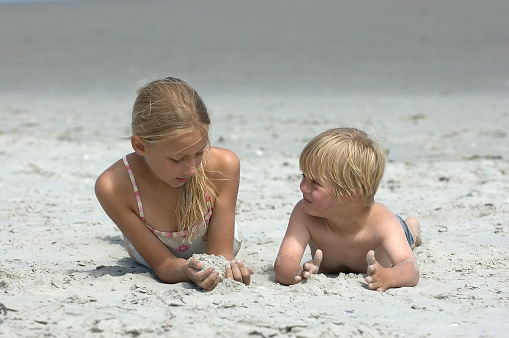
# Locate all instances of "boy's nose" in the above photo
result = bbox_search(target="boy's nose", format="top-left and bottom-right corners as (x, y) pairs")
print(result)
(300, 180), (309, 193)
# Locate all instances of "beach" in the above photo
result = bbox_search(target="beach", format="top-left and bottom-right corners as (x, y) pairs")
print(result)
(1, 1), (508, 337)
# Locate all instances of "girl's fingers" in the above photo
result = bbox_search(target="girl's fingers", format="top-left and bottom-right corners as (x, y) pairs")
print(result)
(200, 270), (220, 291)
(228, 260), (253, 285)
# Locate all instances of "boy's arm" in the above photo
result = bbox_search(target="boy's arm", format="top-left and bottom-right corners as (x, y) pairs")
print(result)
(274, 202), (312, 285)
(365, 220), (419, 291)
(365, 250), (419, 291)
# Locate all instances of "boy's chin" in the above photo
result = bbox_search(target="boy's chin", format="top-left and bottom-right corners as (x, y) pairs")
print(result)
(301, 201), (321, 217)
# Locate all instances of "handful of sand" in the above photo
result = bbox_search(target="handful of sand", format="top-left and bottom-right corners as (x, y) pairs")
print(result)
(188, 254), (249, 291)
(188, 253), (231, 272)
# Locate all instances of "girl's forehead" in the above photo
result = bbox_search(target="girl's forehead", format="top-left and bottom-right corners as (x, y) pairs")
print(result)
(159, 128), (209, 154)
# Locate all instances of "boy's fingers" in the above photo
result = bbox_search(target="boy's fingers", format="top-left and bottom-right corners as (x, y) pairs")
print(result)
(314, 249), (323, 264)
(366, 250), (376, 266)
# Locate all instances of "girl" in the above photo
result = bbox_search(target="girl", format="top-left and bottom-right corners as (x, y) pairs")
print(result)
(95, 77), (253, 291)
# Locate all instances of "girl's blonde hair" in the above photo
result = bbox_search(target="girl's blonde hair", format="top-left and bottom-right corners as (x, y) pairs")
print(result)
(299, 128), (386, 206)
(132, 77), (213, 241)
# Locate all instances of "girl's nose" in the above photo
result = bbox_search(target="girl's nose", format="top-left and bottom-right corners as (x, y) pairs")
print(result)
(186, 166), (197, 176)
(182, 160), (197, 176)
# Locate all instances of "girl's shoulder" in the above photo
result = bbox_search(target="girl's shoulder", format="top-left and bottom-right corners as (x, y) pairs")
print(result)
(95, 156), (133, 202)
(204, 147), (240, 174)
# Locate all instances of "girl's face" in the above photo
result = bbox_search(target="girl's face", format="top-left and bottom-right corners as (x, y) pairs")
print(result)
(143, 128), (209, 188)
(299, 172), (340, 217)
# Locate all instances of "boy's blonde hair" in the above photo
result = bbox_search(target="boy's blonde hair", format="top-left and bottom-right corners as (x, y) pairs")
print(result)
(299, 128), (386, 206)
(131, 77), (213, 241)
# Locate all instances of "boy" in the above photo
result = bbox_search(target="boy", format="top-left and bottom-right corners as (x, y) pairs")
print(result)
(274, 128), (421, 292)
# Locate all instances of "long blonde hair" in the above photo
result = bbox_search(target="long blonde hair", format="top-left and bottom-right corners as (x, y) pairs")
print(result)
(299, 128), (386, 206)
(131, 77), (214, 241)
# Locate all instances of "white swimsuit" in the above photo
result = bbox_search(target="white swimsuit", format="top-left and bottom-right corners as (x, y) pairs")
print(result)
(122, 155), (241, 267)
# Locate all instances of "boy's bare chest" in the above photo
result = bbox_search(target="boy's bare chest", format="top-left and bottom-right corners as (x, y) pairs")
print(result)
(309, 227), (378, 273)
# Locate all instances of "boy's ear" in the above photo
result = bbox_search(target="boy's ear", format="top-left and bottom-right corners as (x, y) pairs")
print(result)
(131, 136), (146, 155)
(350, 191), (361, 201)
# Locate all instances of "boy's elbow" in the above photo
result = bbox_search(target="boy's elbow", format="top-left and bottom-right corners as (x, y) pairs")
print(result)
(274, 271), (294, 286)
(408, 261), (420, 287)
(273, 257), (298, 286)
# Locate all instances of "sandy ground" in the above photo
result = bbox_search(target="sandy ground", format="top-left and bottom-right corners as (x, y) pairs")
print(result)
(1, 1), (508, 337)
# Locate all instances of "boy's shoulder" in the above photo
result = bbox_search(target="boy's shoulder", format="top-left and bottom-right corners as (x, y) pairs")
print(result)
(369, 202), (396, 221)
(367, 202), (403, 234)
(289, 200), (323, 227)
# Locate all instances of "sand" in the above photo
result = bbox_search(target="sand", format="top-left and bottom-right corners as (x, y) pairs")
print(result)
(1, 0), (508, 337)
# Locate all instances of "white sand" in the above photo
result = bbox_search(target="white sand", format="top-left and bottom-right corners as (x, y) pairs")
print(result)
(1, 1), (508, 337)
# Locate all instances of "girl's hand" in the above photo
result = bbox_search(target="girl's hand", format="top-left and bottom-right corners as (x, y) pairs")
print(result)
(295, 249), (323, 282)
(225, 260), (255, 285)
(186, 258), (222, 291)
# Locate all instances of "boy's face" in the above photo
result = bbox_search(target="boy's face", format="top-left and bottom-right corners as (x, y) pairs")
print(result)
(299, 173), (340, 217)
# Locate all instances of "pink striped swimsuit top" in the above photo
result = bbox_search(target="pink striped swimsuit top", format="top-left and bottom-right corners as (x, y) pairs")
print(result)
(122, 156), (213, 257)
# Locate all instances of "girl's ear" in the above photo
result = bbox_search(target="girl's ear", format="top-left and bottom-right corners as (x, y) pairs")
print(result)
(131, 136), (146, 155)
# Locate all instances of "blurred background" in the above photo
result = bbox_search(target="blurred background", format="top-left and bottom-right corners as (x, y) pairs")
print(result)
(1, 0), (508, 98)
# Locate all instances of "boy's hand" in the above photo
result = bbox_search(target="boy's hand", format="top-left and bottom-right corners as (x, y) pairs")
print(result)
(365, 250), (389, 292)
(225, 260), (255, 285)
(295, 249), (323, 282)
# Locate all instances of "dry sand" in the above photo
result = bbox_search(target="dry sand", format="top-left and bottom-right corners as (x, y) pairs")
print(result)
(1, 1), (508, 337)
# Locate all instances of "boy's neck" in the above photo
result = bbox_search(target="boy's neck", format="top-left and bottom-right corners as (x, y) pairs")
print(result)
(322, 202), (373, 233)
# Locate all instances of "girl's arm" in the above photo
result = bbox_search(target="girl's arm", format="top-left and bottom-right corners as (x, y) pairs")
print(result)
(95, 162), (220, 290)
(274, 202), (312, 285)
(203, 147), (253, 284)
(203, 147), (240, 259)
